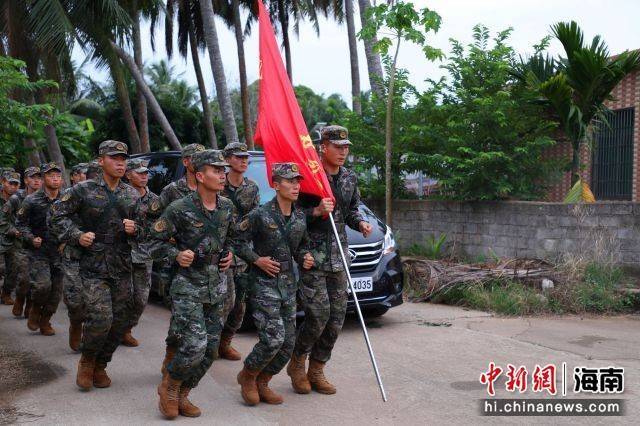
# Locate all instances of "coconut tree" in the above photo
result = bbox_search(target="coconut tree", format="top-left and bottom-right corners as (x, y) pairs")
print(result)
(357, 0), (383, 97)
(517, 21), (640, 185)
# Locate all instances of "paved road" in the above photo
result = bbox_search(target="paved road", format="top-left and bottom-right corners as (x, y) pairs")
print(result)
(1, 301), (638, 425)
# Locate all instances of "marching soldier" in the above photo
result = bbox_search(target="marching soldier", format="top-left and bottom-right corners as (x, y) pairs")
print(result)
(15, 163), (64, 336)
(122, 158), (159, 347)
(150, 143), (206, 375)
(235, 162), (314, 405)
(85, 160), (101, 180)
(50, 140), (139, 391)
(147, 149), (235, 419)
(70, 163), (88, 185)
(219, 142), (260, 361)
(0, 167), (42, 318)
(288, 125), (372, 395)
(0, 171), (20, 305)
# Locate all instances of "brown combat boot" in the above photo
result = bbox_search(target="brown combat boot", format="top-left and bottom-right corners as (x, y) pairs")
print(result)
(76, 355), (95, 391)
(161, 345), (177, 375)
(27, 305), (42, 331)
(307, 359), (336, 395)
(39, 313), (55, 336)
(257, 372), (284, 404)
(23, 298), (31, 319)
(12, 295), (24, 317)
(178, 386), (202, 417)
(286, 353), (311, 394)
(69, 320), (82, 352)
(121, 328), (139, 347)
(1, 291), (14, 305)
(93, 363), (111, 388)
(158, 377), (181, 419)
(236, 366), (260, 406)
(218, 334), (241, 361)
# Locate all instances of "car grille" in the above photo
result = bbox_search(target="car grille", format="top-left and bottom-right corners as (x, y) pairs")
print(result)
(348, 240), (384, 273)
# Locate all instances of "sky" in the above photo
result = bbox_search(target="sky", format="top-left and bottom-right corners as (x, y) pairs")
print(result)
(73, 0), (640, 105)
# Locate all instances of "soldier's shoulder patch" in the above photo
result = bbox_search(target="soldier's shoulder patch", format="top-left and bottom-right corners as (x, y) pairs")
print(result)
(2, 204), (9, 213)
(150, 199), (160, 212)
(61, 192), (71, 202)
(239, 219), (250, 231)
(153, 219), (168, 233)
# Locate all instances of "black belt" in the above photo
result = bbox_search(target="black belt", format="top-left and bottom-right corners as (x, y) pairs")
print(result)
(93, 232), (125, 244)
(192, 252), (221, 267)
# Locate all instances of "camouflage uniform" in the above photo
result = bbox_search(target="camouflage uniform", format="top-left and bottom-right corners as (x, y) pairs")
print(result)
(236, 164), (310, 375)
(127, 159), (159, 329)
(294, 126), (364, 363)
(221, 142), (260, 340)
(148, 143), (205, 349)
(15, 166), (64, 318)
(147, 150), (236, 388)
(0, 172), (29, 300)
(50, 141), (139, 366)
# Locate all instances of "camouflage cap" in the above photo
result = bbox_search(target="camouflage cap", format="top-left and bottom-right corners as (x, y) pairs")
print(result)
(24, 166), (41, 177)
(98, 140), (129, 157)
(126, 158), (149, 173)
(192, 149), (229, 171)
(1, 167), (15, 176)
(86, 160), (101, 177)
(40, 162), (62, 174)
(321, 125), (352, 145)
(3, 171), (21, 183)
(71, 163), (88, 174)
(182, 143), (206, 158)
(272, 162), (304, 180)
(223, 142), (250, 157)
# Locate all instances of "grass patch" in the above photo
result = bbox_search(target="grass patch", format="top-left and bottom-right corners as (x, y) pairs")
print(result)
(428, 263), (636, 316)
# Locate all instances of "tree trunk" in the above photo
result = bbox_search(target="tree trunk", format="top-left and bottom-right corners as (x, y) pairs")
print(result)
(384, 39), (401, 228)
(357, 0), (384, 97)
(571, 141), (581, 185)
(112, 42), (182, 150)
(198, 0), (240, 145)
(132, 6), (150, 153)
(106, 50), (142, 153)
(188, 23), (218, 149)
(277, 0), (293, 81)
(232, 0), (254, 148)
(23, 95), (43, 167)
(345, 0), (362, 115)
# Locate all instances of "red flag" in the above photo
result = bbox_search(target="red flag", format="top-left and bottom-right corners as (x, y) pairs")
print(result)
(253, 0), (333, 201)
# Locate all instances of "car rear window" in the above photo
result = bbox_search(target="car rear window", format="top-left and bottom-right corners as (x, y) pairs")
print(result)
(244, 158), (276, 204)
(147, 156), (179, 194)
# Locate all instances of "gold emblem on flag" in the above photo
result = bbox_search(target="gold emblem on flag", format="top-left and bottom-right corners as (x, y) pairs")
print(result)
(307, 160), (320, 174)
(300, 134), (313, 149)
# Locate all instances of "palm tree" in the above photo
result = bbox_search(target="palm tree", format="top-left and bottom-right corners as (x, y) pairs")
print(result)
(344, 0), (361, 114)
(198, 0), (240, 145)
(229, 0), (253, 147)
(165, 0), (218, 148)
(517, 22), (640, 185)
(357, 0), (383, 97)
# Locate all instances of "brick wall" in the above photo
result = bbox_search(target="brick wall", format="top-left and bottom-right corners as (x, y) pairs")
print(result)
(543, 68), (640, 201)
(366, 199), (640, 268)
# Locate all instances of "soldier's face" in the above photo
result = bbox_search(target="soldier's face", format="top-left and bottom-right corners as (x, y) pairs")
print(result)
(127, 170), (149, 189)
(43, 171), (62, 190)
(227, 155), (248, 173)
(275, 177), (301, 202)
(2, 180), (18, 195)
(323, 142), (349, 167)
(25, 175), (42, 191)
(100, 154), (127, 178)
(71, 172), (86, 184)
(196, 165), (226, 192)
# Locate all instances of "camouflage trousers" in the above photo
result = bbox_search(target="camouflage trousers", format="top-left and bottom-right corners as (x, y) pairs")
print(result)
(4, 247), (28, 297)
(62, 252), (84, 323)
(167, 286), (225, 388)
(245, 272), (296, 374)
(129, 262), (152, 328)
(221, 265), (248, 339)
(293, 269), (348, 363)
(29, 253), (64, 315)
(81, 273), (133, 366)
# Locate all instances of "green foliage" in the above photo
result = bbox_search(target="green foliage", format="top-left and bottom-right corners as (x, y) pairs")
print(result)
(573, 264), (632, 313)
(407, 233), (447, 259)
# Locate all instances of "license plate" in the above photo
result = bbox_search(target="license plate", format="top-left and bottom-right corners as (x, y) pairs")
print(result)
(348, 277), (373, 293)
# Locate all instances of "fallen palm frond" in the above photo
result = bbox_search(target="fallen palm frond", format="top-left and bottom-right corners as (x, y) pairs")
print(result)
(402, 257), (561, 302)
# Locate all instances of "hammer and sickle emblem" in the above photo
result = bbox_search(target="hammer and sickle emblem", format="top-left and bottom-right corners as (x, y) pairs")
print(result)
(300, 134), (313, 149)
(307, 160), (320, 174)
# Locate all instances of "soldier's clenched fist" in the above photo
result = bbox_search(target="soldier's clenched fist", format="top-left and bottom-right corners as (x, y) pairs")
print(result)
(79, 232), (95, 247)
(302, 252), (314, 270)
(123, 219), (136, 235)
(176, 250), (195, 268)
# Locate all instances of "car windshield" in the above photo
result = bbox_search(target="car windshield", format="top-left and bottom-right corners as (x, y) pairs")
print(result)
(244, 157), (276, 205)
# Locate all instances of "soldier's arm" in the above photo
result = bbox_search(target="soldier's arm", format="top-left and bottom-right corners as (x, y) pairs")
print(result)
(15, 198), (35, 245)
(295, 227), (313, 265)
(50, 185), (83, 244)
(0, 204), (14, 237)
(345, 174), (365, 230)
(4, 197), (20, 237)
(146, 207), (179, 262)
(233, 209), (260, 264)
(250, 184), (260, 212)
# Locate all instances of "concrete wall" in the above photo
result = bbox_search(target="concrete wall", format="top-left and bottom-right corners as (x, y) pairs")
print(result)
(365, 199), (640, 267)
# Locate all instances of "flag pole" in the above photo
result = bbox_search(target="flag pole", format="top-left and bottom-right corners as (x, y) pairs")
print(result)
(329, 213), (388, 402)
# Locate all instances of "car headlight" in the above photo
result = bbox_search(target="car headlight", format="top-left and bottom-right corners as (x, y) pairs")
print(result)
(383, 226), (396, 254)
